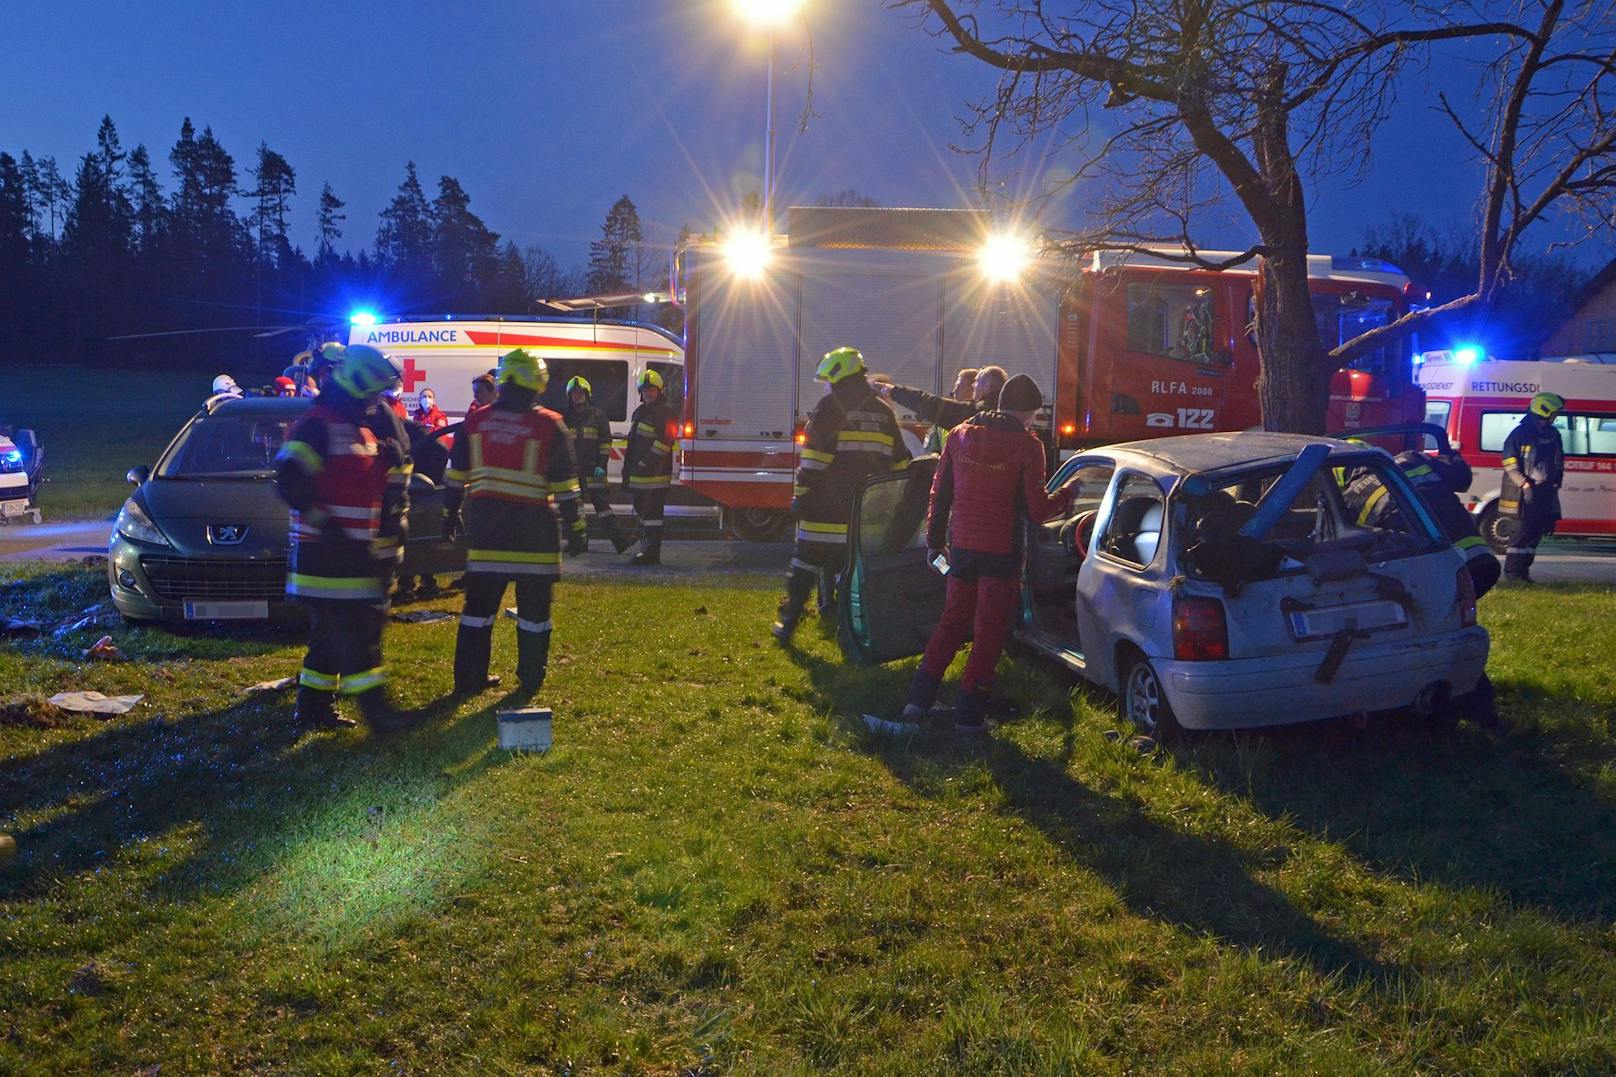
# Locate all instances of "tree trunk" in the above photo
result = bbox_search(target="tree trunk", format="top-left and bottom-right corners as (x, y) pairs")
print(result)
(1253, 247), (1332, 434)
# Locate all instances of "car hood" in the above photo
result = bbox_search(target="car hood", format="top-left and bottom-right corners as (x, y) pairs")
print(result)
(138, 477), (288, 556)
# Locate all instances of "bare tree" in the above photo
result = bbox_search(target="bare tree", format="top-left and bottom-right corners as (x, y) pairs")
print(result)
(891, 0), (1616, 432)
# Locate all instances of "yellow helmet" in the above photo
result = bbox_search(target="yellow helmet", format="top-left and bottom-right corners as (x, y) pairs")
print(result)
(637, 369), (664, 392)
(330, 344), (403, 397)
(497, 348), (548, 392)
(566, 375), (592, 396)
(1530, 391), (1565, 418)
(816, 346), (866, 384)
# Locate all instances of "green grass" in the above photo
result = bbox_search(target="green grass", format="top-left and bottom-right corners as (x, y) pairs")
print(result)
(8, 366), (202, 519)
(3, 567), (1616, 1072)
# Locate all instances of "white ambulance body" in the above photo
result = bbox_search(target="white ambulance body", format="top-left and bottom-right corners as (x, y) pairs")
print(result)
(1417, 354), (1616, 550)
(347, 317), (685, 482)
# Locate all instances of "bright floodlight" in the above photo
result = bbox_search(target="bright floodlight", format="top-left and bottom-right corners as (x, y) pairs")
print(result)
(978, 232), (1033, 284)
(732, 0), (804, 26)
(1453, 344), (1482, 365)
(350, 310), (378, 327)
(722, 229), (773, 279)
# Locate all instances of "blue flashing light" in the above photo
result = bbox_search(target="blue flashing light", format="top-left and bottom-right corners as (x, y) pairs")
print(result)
(350, 310), (378, 327)
(1411, 353), (1424, 366)
(2, 450), (21, 464)
(1453, 345), (1482, 366)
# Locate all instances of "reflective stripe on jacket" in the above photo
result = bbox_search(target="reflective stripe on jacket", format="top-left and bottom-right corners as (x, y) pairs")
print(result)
(445, 402), (579, 577)
(625, 400), (678, 489)
(794, 375), (911, 546)
(567, 401), (614, 481)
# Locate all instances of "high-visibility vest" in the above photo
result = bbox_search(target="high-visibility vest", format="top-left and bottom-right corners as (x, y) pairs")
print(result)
(625, 400), (678, 489)
(277, 403), (392, 601)
(446, 404), (579, 576)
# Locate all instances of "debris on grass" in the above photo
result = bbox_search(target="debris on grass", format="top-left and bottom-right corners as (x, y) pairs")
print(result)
(2, 616), (45, 636)
(244, 677), (295, 694)
(48, 691), (144, 716)
(391, 609), (454, 624)
(0, 833), (15, 867)
(85, 634), (122, 660)
(861, 713), (920, 737)
(68, 962), (107, 996)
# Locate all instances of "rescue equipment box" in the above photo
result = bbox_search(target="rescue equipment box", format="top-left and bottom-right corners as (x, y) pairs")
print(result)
(497, 707), (553, 752)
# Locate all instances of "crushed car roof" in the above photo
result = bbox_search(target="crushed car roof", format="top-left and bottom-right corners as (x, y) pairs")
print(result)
(1104, 431), (1371, 474)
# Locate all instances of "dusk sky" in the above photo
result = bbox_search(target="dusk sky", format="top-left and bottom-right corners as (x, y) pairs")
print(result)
(2, 1), (1583, 282)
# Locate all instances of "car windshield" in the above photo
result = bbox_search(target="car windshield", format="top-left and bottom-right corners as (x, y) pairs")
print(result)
(157, 415), (294, 478)
(1177, 452), (1443, 584)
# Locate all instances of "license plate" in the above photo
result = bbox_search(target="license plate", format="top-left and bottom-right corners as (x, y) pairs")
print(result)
(184, 600), (269, 621)
(1289, 599), (1406, 640)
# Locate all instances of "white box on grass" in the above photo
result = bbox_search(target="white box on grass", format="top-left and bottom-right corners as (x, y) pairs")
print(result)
(497, 707), (553, 752)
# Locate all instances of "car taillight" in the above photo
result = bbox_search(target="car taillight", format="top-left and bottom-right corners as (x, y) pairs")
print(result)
(1173, 595), (1229, 661)
(1456, 565), (1477, 627)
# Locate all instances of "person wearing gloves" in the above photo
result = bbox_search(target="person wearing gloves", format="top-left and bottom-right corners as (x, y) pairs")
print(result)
(896, 373), (1076, 734)
(272, 344), (415, 733)
(444, 349), (581, 697)
(564, 375), (631, 554)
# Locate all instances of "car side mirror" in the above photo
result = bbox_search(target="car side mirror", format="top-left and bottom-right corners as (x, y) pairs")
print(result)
(127, 465), (150, 486)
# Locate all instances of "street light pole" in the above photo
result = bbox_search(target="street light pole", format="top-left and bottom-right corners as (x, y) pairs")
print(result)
(733, 0), (803, 235)
(764, 32), (776, 234)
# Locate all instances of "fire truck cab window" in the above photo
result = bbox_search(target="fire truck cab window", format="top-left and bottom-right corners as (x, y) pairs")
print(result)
(538, 359), (629, 422)
(1313, 293), (1400, 381)
(1125, 283), (1217, 365)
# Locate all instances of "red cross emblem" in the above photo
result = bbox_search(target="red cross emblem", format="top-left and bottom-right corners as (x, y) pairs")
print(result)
(400, 358), (428, 392)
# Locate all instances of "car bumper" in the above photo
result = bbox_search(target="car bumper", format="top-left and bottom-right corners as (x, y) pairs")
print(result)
(1156, 626), (1491, 730)
(107, 535), (304, 623)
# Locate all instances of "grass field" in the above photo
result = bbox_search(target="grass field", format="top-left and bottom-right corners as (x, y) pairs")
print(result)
(3, 565), (1615, 1072)
(8, 366), (203, 520)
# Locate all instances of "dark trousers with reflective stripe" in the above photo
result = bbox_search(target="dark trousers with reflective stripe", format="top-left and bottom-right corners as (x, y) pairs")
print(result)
(780, 539), (844, 624)
(632, 487), (668, 556)
(583, 480), (627, 545)
(300, 598), (386, 695)
(1505, 497), (1557, 579)
(455, 573), (554, 691)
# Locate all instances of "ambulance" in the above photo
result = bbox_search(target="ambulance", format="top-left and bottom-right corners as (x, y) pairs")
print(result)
(1417, 352), (1616, 551)
(346, 316), (685, 482)
(676, 206), (1424, 540)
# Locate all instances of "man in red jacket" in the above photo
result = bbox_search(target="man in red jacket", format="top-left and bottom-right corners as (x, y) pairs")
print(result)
(899, 373), (1075, 733)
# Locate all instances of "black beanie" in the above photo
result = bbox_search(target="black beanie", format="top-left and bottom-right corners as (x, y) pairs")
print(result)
(999, 373), (1043, 412)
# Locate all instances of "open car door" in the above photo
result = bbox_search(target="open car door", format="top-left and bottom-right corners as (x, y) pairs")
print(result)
(839, 456), (946, 665)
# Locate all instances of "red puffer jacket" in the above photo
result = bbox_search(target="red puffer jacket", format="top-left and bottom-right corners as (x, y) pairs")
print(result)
(926, 412), (1070, 573)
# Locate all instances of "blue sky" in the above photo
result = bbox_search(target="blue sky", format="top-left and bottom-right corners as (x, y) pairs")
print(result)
(1, 1), (1590, 274)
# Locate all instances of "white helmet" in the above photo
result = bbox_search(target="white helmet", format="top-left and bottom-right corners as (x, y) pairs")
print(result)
(212, 374), (242, 397)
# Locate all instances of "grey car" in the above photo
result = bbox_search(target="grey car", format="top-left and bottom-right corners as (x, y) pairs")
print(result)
(109, 395), (463, 623)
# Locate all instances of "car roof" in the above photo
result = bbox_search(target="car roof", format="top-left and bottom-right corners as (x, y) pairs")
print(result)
(203, 395), (313, 418)
(1102, 431), (1371, 475)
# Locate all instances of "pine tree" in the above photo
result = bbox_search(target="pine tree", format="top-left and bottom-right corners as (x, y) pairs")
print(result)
(316, 182), (345, 259)
(375, 161), (432, 268)
(248, 142), (296, 265)
(430, 174), (499, 307)
(585, 194), (644, 295)
(127, 145), (165, 255)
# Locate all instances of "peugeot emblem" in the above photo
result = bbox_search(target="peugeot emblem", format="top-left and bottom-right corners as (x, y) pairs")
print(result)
(209, 524), (248, 545)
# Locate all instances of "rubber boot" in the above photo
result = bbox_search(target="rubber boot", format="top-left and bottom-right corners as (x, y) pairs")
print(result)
(904, 670), (942, 715)
(955, 689), (991, 735)
(451, 675), (502, 697)
(630, 529), (662, 566)
(354, 687), (414, 733)
(294, 686), (355, 729)
(605, 514), (633, 554)
(453, 625), (495, 696)
(516, 625), (552, 694)
(567, 521), (589, 556)
(771, 566), (817, 645)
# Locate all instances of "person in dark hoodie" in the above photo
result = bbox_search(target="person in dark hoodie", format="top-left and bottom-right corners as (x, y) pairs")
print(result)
(877, 365), (1008, 452)
(772, 346), (911, 644)
(898, 373), (1078, 733)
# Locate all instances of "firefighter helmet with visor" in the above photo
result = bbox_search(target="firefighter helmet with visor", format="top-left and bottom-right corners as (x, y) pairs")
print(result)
(816, 347), (866, 384)
(497, 348), (548, 392)
(1530, 391), (1565, 418)
(330, 344), (403, 398)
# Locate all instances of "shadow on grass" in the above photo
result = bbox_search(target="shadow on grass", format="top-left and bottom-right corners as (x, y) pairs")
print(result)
(786, 648), (1390, 986)
(0, 684), (509, 907)
(1176, 679), (1616, 921)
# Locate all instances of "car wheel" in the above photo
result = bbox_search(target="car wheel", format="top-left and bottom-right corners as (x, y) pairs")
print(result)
(726, 507), (788, 543)
(1477, 503), (1513, 556)
(1121, 653), (1183, 743)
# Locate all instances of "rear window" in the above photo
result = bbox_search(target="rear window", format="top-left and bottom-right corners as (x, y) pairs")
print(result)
(538, 359), (630, 422)
(158, 415), (295, 478)
(1178, 454), (1443, 583)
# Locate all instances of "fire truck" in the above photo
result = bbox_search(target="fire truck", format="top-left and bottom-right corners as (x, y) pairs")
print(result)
(676, 206), (1424, 541)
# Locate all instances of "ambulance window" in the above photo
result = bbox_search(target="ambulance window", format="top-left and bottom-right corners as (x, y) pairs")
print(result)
(1423, 399), (1451, 429)
(1478, 412), (1518, 453)
(648, 362), (684, 413)
(1558, 414), (1616, 456)
(539, 359), (629, 422)
(1125, 284), (1221, 366)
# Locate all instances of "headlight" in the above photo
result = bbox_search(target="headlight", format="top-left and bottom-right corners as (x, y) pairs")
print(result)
(114, 498), (171, 547)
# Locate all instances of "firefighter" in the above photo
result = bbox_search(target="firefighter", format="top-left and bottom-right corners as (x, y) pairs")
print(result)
(565, 375), (632, 554)
(1500, 391), (1566, 582)
(273, 344), (414, 732)
(877, 365), (1008, 453)
(772, 346), (911, 644)
(1344, 446), (1502, 599)
(445, 348), (582, 696)
(897, 374), (1077, 732)
(622, 369), (679, 566)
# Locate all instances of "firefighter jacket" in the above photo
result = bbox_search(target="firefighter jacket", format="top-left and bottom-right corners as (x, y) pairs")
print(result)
(567, 400), (614, 483)
(625, 398), (679, 490)
(1500, 414), (1564, 519)
(1348, 451), (1490, 562)
(274, 394), (412, 602)
(925, 411), (1071, 574)
(794, 373), (911, 546)
(444, 399), (580, 577)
